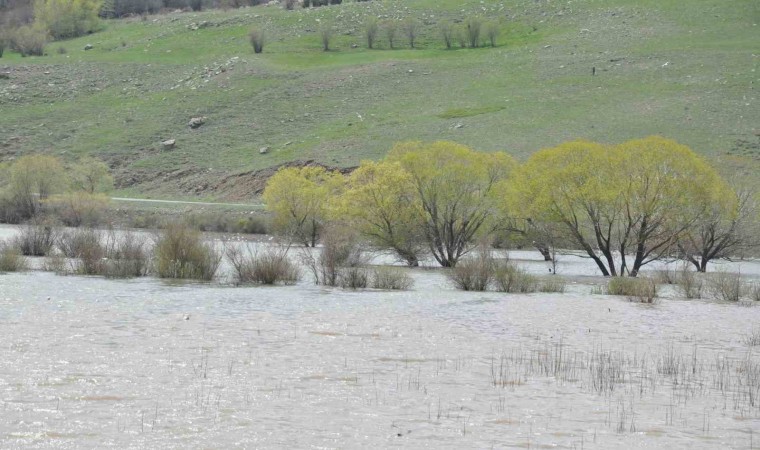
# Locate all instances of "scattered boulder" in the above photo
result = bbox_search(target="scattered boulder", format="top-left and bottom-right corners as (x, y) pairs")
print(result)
(84, 44), (93, 51)
(259, 146), (269, 154)
(162, 139), (176, 150)
(188, 117), (206, 129)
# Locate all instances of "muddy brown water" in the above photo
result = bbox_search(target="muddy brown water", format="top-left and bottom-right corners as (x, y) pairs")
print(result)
(1, 226), (759, 448)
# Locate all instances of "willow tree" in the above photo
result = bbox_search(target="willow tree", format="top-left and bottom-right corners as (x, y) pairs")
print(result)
(677, 187), (759, 272)
(510, 137), (725, 277)
(7, 154), (67, 219)
(262, 166), (344, 247)
(388, 141), (515, 267)
(336, 161), (425, 266)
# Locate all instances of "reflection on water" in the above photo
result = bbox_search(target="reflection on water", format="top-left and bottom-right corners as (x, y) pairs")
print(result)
(1, 263), (759, 449)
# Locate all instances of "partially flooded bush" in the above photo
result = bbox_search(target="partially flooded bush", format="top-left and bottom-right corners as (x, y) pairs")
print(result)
(154, 223), (221, 280)
(493, 260), (537, 293)
(448, 250), (493, 291)
(45, 193), (108, 227)
(0, 242), (27, 272)
(301, 227), (366, 286)
(749, 283), (760, 302)
(58, 227), (102, 258)
(677, 266), (703, 299)
(706, 271), (743, 302)
(226, 244), (299, 285)
(654, 268), (678, 285)
(538, 277), (566, 293)
(102, 231), (151, 278)
(338, 266), (369, 290)
(14, 221), (59, 256)
(371, 267), (414, 290)
(607, 277), (658, 303)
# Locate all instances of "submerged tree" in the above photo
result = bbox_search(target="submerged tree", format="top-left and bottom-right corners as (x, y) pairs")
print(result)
(262, 166), (344, 247)
(388, 141), (515, 267)
(509, 137), (726, 277)
(337, 161), (425, 266)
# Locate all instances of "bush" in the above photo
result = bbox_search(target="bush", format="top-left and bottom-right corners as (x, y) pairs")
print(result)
(282, 0), (296, 9)
(320, 26), (332, 51)
(750, 283), (760, 302)
(338, 266), (368, 289)
(14, 221), (59, 256)
(58, 227), (102, 257)
(0, 35), (6, 58)
(300, 227), (365, 286)
(102, 231), (151, 278)
(45, 192), (108, 227)
(154, 222), (221, 280)
(493, 260), (537, 293)
(34, 0), (101, 40)
(440, 21), (453, 49)
(365, 19), (378, 49)
(538, 277), (566, 293)
(9, 25), (46, 56)
(401, 19), (418, 48)
(465, 17), (482, 48)
(706, 271), (743, 302)
(607, 277), (658, 303)
(0, 242), (27, 272)
(371, 267), (414, 290)
(226, 244), (299, 285)
(248, 28), (264, 53)
(384, 20), (397, 49)
(485, 21), (499, 47)
(677, 266), (703, 299)
(448, 250), (493, 291)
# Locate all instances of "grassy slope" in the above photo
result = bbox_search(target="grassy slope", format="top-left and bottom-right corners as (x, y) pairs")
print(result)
(0, 0), (758, 199)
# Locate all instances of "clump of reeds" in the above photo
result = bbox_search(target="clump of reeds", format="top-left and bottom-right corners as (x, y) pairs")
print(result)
(154, 222), (221, 281)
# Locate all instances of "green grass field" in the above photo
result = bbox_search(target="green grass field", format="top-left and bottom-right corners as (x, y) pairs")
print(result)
(1, 0), (758, 199)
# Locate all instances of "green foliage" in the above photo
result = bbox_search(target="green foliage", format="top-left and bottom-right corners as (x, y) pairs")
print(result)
(388, 141), (515, 267)
(262, 166), (343, 246)
(493, 259), (537, 293)
(34, 0), (102, 40)
(337, 161), (424, 266)
(8, 24), (47, 56)
(7, 154), (66, 219)
(70, 156), (113, 194)
(508, 137), (728, 277)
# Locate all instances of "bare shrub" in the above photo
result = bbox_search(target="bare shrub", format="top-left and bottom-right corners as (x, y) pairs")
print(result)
(10, 25), (46, 56)
(384, 20), (397, 49)
(338, 266), (368, 289)
(448, 250), (493, 291)
(485, 21), (499, 47)
(300, 227), (365, 286)
(42, 253), (67, 274)
(493, 260), (537, 293)
(654, 268), (678, 285)
(248, 28), (264, 53)
(14, 221), (59, 256)
(677, 265), (703, 299)
(538, 277), (566, 293)
(606, 277), (658, 303)
(320, 27), (332, 51)
(365, 18), (378, 49)
(749, 282), (760, 302)
(401, 19), (418, 48)
(154, 222), (221, 280)
(465, 17), (482, 48)
(440, 21), (454, 49)
(102, 231), (151, 278)
(59, 228), (106, 275)
(706, 271), (743, 302)
(226, 244), (299, 285)
(743, 328), (760, 346)
(371, 267), (414, 290)
(0, 241), (27, 272)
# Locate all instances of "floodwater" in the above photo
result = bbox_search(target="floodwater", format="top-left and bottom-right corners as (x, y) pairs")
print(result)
(1, 226), (759, 449)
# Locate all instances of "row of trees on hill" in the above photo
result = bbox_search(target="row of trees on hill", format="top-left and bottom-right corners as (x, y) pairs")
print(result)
(263, 138), (759, 276)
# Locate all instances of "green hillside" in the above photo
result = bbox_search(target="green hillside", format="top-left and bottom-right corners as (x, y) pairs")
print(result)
(1, 0), (758, 200)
